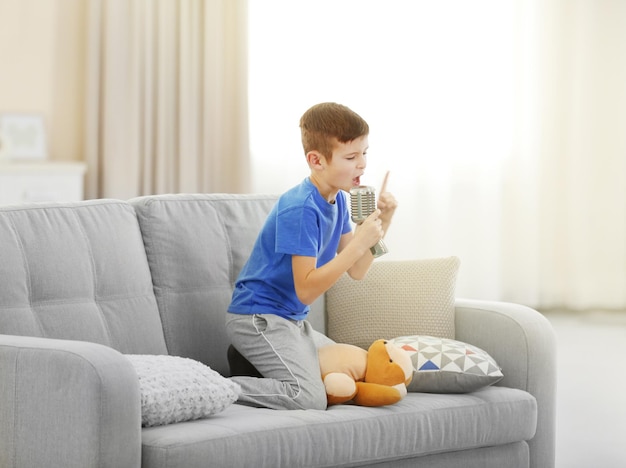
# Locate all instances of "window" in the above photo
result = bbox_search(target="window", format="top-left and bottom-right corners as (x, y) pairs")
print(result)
(248, 0), (515, 287)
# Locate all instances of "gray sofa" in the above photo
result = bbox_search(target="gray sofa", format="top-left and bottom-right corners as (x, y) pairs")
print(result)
(0, 194), (556, 468)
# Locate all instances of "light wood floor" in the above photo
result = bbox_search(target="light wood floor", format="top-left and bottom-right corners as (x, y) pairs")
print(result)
(545, 311), (626, 468)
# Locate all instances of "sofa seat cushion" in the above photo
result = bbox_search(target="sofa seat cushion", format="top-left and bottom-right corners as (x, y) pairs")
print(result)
(141, 386), (536, 468)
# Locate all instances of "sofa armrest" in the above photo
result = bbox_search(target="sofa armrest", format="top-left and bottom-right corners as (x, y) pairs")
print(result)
(454, 298), (556, 468)
(0, 335), (141, 468)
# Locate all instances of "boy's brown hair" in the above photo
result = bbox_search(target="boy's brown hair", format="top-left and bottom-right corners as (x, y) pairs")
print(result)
(299, 102), (369, 159)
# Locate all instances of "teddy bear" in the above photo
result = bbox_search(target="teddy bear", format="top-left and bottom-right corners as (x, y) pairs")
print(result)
(318, 339), (413, 407)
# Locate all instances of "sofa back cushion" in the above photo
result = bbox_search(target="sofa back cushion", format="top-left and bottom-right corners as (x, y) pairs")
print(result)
(0, 200), (167, 354)
(130, 194), (278, 375)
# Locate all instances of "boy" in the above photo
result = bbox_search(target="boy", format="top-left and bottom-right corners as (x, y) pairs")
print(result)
(226, 102), (397, 410)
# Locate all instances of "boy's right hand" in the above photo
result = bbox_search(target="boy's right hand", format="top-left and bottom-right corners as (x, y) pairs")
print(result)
(353, 209), (384, 251)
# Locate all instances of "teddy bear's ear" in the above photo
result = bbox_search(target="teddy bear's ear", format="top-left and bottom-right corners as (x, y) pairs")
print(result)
(364, 340), (407, 387)
(385, 342), (413, 386)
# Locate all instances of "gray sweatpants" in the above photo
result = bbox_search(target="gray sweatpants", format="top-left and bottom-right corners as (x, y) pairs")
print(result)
(225, 313), (334, 410)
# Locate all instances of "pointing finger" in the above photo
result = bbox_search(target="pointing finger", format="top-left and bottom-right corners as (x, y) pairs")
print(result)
(380, 171), (390, 194)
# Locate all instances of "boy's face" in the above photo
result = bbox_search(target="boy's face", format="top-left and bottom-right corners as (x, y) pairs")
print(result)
(325, 135), (369, 192)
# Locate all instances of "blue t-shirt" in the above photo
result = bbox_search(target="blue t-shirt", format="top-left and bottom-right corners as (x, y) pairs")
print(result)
(228, 178), (352, 320)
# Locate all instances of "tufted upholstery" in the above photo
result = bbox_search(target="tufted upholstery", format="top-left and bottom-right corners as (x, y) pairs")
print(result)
(130, 193), (278, 375)
(0, 200), (167, 354)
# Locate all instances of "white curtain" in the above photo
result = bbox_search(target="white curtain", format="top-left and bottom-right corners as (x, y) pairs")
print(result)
(248, 0), (626, 311)
(84, 0), (250, 200)
(509, 0), (626, 310)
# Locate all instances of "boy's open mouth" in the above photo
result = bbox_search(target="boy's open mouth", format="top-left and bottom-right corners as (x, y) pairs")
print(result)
(352, 176), (361, 186)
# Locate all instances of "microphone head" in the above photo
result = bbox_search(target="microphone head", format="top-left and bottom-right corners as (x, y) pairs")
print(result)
(349, 185), (377, 224)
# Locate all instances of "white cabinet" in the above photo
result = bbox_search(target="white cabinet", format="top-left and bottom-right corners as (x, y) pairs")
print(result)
(0, 162), (86, 205)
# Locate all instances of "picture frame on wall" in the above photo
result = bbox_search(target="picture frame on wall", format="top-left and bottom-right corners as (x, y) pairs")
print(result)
(0, 113), (48, 161)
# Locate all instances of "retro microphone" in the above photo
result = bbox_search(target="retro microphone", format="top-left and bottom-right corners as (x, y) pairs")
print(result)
(349, 185), (388, 258)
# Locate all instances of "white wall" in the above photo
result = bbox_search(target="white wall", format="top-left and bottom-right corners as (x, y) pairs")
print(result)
(0, 0), (85, 161)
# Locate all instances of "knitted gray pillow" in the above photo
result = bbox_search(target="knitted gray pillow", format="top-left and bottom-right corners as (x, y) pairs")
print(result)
(126, 354), (241, 427)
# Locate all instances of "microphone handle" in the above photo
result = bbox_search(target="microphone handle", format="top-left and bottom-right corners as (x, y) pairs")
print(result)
(370, 237), (388, 259)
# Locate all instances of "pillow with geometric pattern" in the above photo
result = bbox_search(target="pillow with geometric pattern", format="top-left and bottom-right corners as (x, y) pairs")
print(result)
(388, 335), (504, 393)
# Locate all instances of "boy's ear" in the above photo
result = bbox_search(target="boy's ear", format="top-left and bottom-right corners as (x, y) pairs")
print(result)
(306, 151), (326, 170)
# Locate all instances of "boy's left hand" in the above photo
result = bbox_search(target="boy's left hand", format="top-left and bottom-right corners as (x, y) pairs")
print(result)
(377, 171), (397, 225)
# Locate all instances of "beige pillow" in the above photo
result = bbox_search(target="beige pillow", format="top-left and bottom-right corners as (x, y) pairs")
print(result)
(326, 257), (460, 349)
